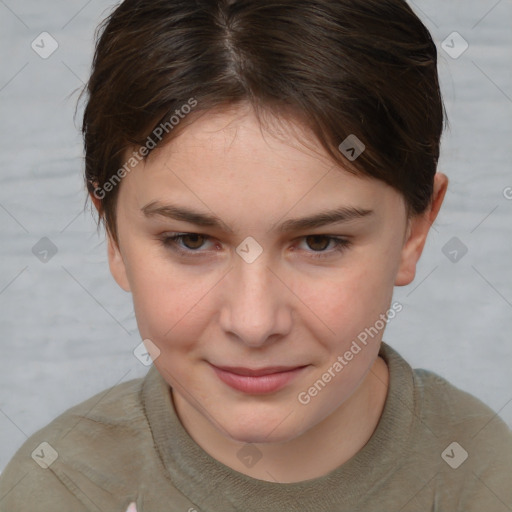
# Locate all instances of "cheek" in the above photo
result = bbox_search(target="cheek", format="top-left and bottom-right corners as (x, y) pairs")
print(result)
(292, 254), (396, 341)
(125, 246), (215, 342)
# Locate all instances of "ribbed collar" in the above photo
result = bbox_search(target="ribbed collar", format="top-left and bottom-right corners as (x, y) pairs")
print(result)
(142, 341), (416, 511)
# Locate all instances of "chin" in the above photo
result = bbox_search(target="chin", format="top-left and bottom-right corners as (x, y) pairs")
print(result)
(218, 412), (307, 445)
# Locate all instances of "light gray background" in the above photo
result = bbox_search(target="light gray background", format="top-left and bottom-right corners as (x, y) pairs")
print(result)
(0, 0), (511, 473)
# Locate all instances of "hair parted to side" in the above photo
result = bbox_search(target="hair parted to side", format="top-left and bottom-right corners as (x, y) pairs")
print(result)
(82, 0), (446, 245)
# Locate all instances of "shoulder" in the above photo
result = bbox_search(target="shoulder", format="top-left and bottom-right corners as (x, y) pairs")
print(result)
(412, 366), (511, 439)
(0, 373), (148, 511)
(380, 342), (512, 509)
(380, 341), (510, 438)
(411, 367), (512, 509)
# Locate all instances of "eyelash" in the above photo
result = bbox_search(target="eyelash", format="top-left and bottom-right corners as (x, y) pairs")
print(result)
(159, 233), (352, 260)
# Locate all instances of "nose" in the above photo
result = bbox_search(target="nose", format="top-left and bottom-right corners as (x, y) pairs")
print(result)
(219, 255), (292, 348)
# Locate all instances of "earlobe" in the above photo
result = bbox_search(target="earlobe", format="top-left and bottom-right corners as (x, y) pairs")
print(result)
(107, 234), (131, 292)
(395, 173), (448, 286)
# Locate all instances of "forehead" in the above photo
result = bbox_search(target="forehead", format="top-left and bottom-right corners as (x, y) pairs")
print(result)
(119, 105), (404, 225)
(148, 104), (334, 171)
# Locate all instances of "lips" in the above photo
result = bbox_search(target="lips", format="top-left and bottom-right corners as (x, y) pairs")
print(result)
(209, 363), (308, 394)
(212, 365), (305, 377)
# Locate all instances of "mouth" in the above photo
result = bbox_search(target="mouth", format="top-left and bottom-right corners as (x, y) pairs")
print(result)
(209, 363), (309, 394)
(213, 364), (306, 377)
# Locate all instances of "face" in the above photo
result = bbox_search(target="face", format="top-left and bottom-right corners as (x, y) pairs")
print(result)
(107, 104), (429, 445)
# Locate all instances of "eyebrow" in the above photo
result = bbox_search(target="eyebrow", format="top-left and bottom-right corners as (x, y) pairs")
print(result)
(141, 201), (374, 233)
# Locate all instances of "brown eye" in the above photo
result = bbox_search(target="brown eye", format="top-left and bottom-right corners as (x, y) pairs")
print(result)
(161, 233), (209, 255)
(305, 235), (331, 251)
(180, 233), (206, 249)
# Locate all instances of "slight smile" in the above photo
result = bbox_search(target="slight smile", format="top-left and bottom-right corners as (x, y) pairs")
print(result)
(209, 363), (309, 394)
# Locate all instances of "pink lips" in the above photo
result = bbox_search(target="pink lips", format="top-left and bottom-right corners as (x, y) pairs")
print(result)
(210, 363), (308, 394)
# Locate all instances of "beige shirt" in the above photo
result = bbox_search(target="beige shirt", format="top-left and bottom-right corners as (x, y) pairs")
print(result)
(1, 341), (511, 511)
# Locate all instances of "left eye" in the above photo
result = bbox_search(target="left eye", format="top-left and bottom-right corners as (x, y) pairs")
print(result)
(160, 233), (351, 258)
(300, 235), (341, 252)
(295, 235), (352, 259)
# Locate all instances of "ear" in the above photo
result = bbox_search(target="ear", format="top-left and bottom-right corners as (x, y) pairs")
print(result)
(89, 189), (131, 292)
(107, 232), (131, 292)
(395, 173), (448, 286)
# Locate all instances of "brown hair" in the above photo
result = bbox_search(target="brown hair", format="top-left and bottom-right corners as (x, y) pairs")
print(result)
(82, 0), (446, 244)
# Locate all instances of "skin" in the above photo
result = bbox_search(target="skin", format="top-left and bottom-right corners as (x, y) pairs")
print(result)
(99, 103), (448, 483)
